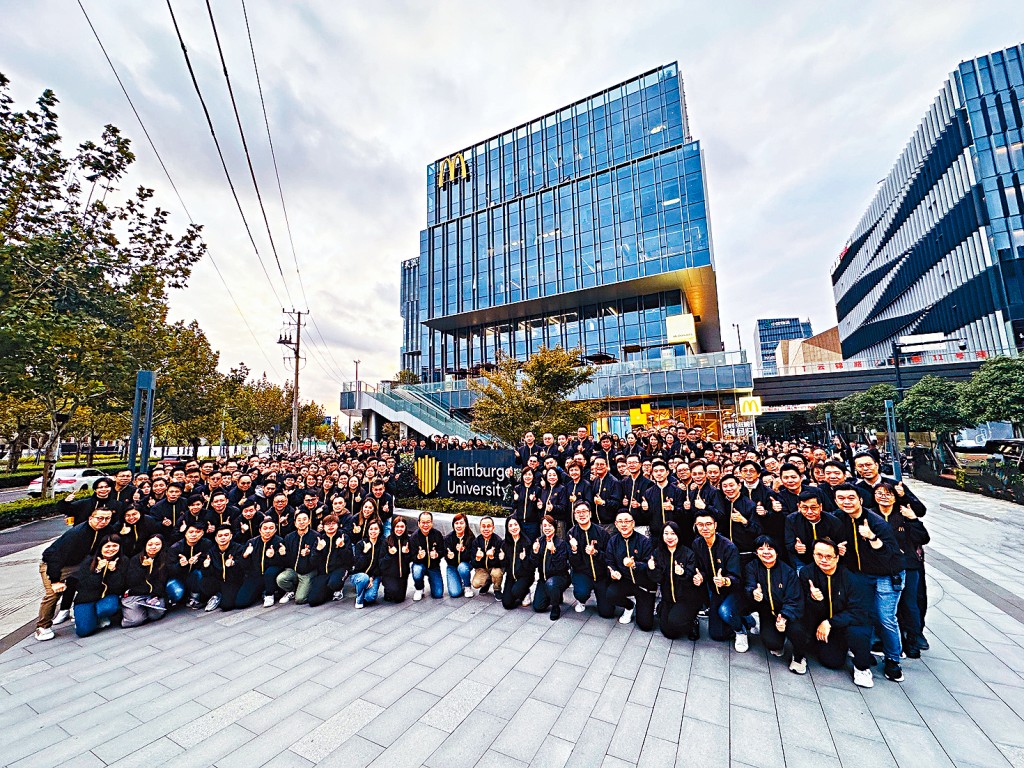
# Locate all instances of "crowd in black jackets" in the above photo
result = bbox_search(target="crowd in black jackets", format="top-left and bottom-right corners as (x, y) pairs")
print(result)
(34, 428), (929, 690)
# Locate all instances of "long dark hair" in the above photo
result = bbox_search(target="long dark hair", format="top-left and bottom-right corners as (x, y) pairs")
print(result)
(89, 534), (124, 571)
(387, 516), (409, 548)
(656, 521), (686, 554)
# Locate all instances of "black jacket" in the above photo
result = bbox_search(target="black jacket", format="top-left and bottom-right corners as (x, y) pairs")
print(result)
(784, 511), (843, 566)
(716, 495), (762, 554)
(242, 535), (286, 576)
(114, 515), (161, 558)
(799, 563), (873, 630)
(500, 534), (534, 582)
(382, 533), (413, 579)
(202, 542), (246, 584)
(510, 482), (541, 523)
(41, 522), (108, 582)
(692, 534), (742, 597)
(566, 523), (610, 581)
(591, 474), (624, 525)
(410, 529), (446, 570)
(472, 533), (504, 571)
(563, 478), (594, 511)
(643, 482), (687, 531)
(169, 537), (213, 580)
(151, 498), (189, 539)
(317, 531), (353, 575)
(232, 510), (267, 544)
(353, 537), (386, 577)
(606, 531), (657, 591)
(833, 510), (902, 577)
(58, 494), (125, 527)
(444, 530), (476, 567)
(743, 559), (802, 621)
(653, 545), (701, 606)
(532, 536), (570, 581)
(536, 483), (569, 524)
(75, 555), (126, 603)
(878, 508), (929, 571)
(283, 529), (322, 575)
(124, 552), (168, 597)
(621, 474), (654, 524)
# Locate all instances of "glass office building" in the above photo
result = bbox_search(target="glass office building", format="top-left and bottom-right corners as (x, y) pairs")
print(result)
(393, 63), (753, 437)
(832, 44), (1024, 359)
(754, 317), (813, 375)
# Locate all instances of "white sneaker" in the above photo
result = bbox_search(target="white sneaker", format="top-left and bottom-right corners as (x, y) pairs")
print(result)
(98, 617), (111, 629)
(790, 657), (807, 675)
(263, 595), (275, 608)
(574, 602), (587, 613)
(34, 627), (55, 641)
(355, 601), (364, 609)
(413, 589), (423, 602)
(332, 591), (344, 601)
(619, 607), (634, 625)
(464, 587), (474, 598)
(52, 609), (71, 626)
(522, 596), (532, 607)
(770, 648), (784, 657)
(280, 591), (295, 604)
(205, 595), (221, 612)
(853, 667), (874, 688)
(734, 633), (749, 653)
(748, 614), (760, 636)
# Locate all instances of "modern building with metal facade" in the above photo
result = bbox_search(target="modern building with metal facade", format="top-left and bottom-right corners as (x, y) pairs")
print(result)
(384, 63), (754, 439)
(753, 317), (813, 376)
(832, 44), (1024, 360)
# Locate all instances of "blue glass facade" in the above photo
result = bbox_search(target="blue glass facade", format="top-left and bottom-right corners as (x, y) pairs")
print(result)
(832, 45), (1024, 359)
(754, 318), (813, 375)
(401, 63), (723, 380)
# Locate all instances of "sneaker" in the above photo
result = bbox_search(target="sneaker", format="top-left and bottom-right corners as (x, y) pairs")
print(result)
(263, 595), (275, 608)
(98, 617), (111, 629)
(52, 609), (71, 626)
(871, 640), (884, 656)
(790, 657), (807, 675)
(494, 590), (502, 602)
(574, 602), (587, 613)
(769, 647), (784, 657)
(332, 591), (344, 602)
(854, 667), (874, 688)
(917, 635), (930, 651)
(355, 601), (364, 609)
(905, 646), (921, 659)
(698, 607), (709, 618)
(413, 589), (423, 602)
(550, 605), (561, 621)
(205, 595), (221, 612)
(187, 597), (201, 610)
(884, 660), (905, 682)
(619, 606), (634, 625)
(280, 591), (295, 605)
(734, 633), (749, 653)
(522, 595), (532, 607)
(34, 627), (55, 641)
(748, 614), (760, 636)
(464, 587), (474, 598)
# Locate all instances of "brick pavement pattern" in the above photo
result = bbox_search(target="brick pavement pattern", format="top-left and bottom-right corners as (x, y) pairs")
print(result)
(2, 482), (1024, 767)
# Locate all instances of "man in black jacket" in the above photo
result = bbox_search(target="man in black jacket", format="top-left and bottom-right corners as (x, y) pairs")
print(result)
(411, 512), (445, 600)
(692, 512), (750, 650)
(35, 508), (113, 640)
(591, 457), (624, 528)
(275, 509), (322, 605)
(785, 490), (842, 566)
(605, 510), (657, 630)
(567, 502), (614, 618)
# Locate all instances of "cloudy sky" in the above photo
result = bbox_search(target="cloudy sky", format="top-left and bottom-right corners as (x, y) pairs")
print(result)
(2, 1), (1020, 413)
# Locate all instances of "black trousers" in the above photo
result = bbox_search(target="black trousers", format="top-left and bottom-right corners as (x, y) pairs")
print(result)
(533, 574), (570, 612)
(501, 573), (534, 610)
(308, 570), (348, 607)
(658, 596), (701, 639)
(811, 623), (873, 670)
(607, 579), (656, 631)
(756, 610), (808, 659)
(382, 575), (410, 603)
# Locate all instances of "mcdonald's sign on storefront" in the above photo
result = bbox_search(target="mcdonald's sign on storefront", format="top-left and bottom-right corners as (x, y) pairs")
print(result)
(415, 454), (441, 495)
(437, 152), (470, 188)
(738, 396), (763, 417)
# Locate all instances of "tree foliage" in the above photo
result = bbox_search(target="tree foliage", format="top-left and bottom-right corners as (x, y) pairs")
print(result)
(394, 369), (421, 385)
(897, 375), (970, 437)
(828, 383), (899, 433)
(232, 375), (291, 451)
(469, 346), (596, 445)
(958, 356), (1024, 433)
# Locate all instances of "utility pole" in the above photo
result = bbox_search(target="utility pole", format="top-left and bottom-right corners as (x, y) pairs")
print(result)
(732, 323), (743, 351)
(350, 359), (360, 441)
(278, 310), (306, 452)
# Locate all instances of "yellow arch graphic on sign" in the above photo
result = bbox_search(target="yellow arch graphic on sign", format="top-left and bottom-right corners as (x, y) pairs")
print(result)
(437, 152), (470, 188)
(415, 455), (441, 495)
(738, 396), (763, 416)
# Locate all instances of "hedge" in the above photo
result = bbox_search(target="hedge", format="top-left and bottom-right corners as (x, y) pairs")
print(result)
(0, 459), (129, 489)
(396, 496), (509, 518)
(0, 496), (65, 531)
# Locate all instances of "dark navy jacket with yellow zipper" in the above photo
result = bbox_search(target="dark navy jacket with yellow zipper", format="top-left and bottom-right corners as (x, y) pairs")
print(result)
(532, 536), (570, 581)
(743, 559), (803, 621)
(653, 544), (700, 606)
(566, 522), (610, 581)
(798, 562), (873, 630)
(202, 541), (246, 585)
(691, 534), (742, 596)
(411, 529), (445, 571)
(444, 530), (475, 568)
(500, 533), (534, 583)
(283, 528), (321, 575)
(353, 537), (385, 577)
(472, 532), (504, 572)
(605, 531), (657, 591)
(243, 534), (285, 576)
(831, 509), (902, 576)
(381, 533), (412, 579)
(75, 555), (126, 604)
(125, 551), (168, 597)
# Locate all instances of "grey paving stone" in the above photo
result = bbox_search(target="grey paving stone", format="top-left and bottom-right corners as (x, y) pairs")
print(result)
(301, 669), (383, 719)
(217, 710), (324, 768)
(627, 660), (664, 707)
(476, 749), (529, 768)
(2, 725), (73, 766)
(859, 676), (926, 725)
(912, 706), (1013, 766)
(562, 628), (607, 662)
(549, 686), (601, 742)
(420, 678), (491, 732)
(423, 709), (507, 768)
(541, 615), (584, 645)
(577, 651), (617, 692)
(515, 639), (563, 676)
(0, 659), (50, 687)
(162, 723), (255, 768)
(921, 657), (996, 698)
(637, 734), (676, 768)
(260, 750), (314, 768)
(360, 687), (438, 747)
(647, 688), (686, 743)
(817, 681), (883, 737)
(675, 718), (728, 768)
(92, 714), (172, 764)
(367, 640), (430, 677)
(62, 681), (170, 737)
(955, 692), (1024, 747)
(490, 697), (562, 762)
(730, 705), (785, 768)
(874, 719), (957, 768)
(660, 647), (692, 693)
(367, 721), (449, 768)
(106, 737), (185, 768)
(316, 648), (383, 685)
(418, 655), (474, 696)
(478, 670), (540, 717)
(416, 633), (471, 668)
(10, 710), (142, 768)
(563, 717), (616, 768)
(689, 641), (729, 682)
(779, 745), (842, 768)
(363, 661), (432, 707)
(468, 646), (526, 682)
(530, 735), (574, 768)
(591, 674), (634, 724)
(599, 756), (635, 768)
(169, 689), (269, 746)
(291, 699), (386, 761)
(532, 660), (587, 707)
(682, 674), (728, 727)
(606, 701), (653, 763)
(643, 634), (672, 667)
(462, 627), (511, 659)
(773, 693), (838, 759)
(728, 664), (775, 714)
(315, 734), (385, 768)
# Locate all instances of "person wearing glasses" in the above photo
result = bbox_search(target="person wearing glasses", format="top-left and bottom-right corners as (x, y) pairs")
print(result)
(36, 507), (113, 640)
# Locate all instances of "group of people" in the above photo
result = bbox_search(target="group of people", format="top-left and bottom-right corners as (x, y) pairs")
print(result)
(34, 424), (930, 689)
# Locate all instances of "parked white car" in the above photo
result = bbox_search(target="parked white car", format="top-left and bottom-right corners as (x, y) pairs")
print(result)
(27, 468), (108, 497)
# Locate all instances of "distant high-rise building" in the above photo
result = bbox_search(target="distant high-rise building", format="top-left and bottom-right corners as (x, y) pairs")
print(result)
(754, 318), (813, 375)
(832, 44), (1024, 360)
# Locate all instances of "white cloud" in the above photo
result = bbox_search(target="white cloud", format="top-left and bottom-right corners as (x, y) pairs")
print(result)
(2, 0), (1019, 407)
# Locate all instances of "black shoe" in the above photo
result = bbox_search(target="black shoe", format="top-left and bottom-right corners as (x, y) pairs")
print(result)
(917, 636), (930, 651)
(550, 605), (561, 621)
(871, 640), (884, 654)
(494, 589), (503, 602)
(905, 646), (921, 659)
(884, 660), (905, 682)
(688, 620), (700, 641)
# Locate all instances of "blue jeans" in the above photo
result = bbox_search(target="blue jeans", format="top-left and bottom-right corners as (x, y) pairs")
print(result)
(870, 571), (904, 662)
(166, 571), (203, 603)
(412, 564), (445, 598)
(351, 572), (381, 604)
(899, 569), (924, 646)
(445, 562), (472, 597)
(710, 590), (750, 641)
(74, 595), (121, 638)
(570, 572), (615, 618)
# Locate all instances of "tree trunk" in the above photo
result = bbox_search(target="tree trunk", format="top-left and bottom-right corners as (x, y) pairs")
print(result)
(7, 426), (22, 473)
(41, 431), (59, 498)
(190, 437), (200, 460)
(87, 430), (95, 467)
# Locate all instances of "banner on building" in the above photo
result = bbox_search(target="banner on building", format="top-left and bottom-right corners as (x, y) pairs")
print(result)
(413, 449), (515, 501)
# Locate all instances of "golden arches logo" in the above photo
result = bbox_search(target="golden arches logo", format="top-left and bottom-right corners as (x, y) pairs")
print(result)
(437, 153), (470, 188)
(415, 455), (441, 495)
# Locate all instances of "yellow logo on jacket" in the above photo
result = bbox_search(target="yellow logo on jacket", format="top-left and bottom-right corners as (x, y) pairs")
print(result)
(415, 455), (441, 495)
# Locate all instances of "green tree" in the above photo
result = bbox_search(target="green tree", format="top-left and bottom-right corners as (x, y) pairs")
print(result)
(395, 369), (421, 385)
(958, 356), (1024, 435)
(469, 346), (596, 445)
(298, 401), (326, 448)
(0, 394), (48, 471)
(897, 375), (970, 440)
(829, 383), (898, 436)
(232, 375), (290, 452)
(0, 74), (204, 493)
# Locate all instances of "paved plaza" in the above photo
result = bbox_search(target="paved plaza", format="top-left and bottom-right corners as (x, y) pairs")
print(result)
(3, 483), (1024, 767)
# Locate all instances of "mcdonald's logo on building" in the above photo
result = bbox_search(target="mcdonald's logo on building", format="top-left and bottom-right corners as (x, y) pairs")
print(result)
(437, 152), (470, 188)
(738, 396), (763, 417)
(415, 455), (441, 495)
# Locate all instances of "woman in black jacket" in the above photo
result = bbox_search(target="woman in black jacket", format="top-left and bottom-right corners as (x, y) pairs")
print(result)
(510, 468), (540, 539)
(874, 482), (930, 657)
(444, 513), (476, 598)
(743, 536), (805, 667)
(538, 469), (569, 533)
(308, 513), (354, 607)
(530, 515), (571, 620)
(654, 522), (702, 640)
(351, 499), (382, 542)
(73, 535), (126, 637)
(121, 535), (169, 628)
(499, 517), (534, 610)
(351, 519), (385, 608)
(381, 516), (413, 603)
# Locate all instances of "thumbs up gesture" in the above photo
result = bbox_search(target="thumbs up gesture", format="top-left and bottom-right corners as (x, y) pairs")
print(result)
(316, 537), (326, 551)
(418, 547), (426, 559)
(389, 545), (398, 555)
(476, 548), (484, 561)
(363, 541), (371, 553)
(771, 498), (783, 512)
(623, 555), (635, 568)
(674, 560), (685, 575)
(694, 494), (706, 510)
(794, 538), (806, 554)
(693, 570), (704, 586)
(203, 555), (211, 569)
(857, 520), (873, 540)
(808, 579), (824, 601)
(226, 556), (235, 567)
(447, 549), (456, 560)
(713, 569), (726, 589)
(533, 541), (540, 554)
(756, 502), (766, 516)
(569, 536), (578, 553)
(776, 615), (787, 632)
(244, 543), (254, 557)
(647, 555), (656, 569)
(752, 583), (764, 602)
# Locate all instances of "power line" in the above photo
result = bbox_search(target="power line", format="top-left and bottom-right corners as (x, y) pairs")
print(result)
(204, 0), (294, 308)
(76, 0), (282, 377)
(239, 0), (352, 383)
(165, 0), (287, 311)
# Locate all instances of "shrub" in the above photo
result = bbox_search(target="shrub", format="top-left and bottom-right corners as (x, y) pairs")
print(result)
(396, 496), (508, 518)
(0, 496), (65, 530)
